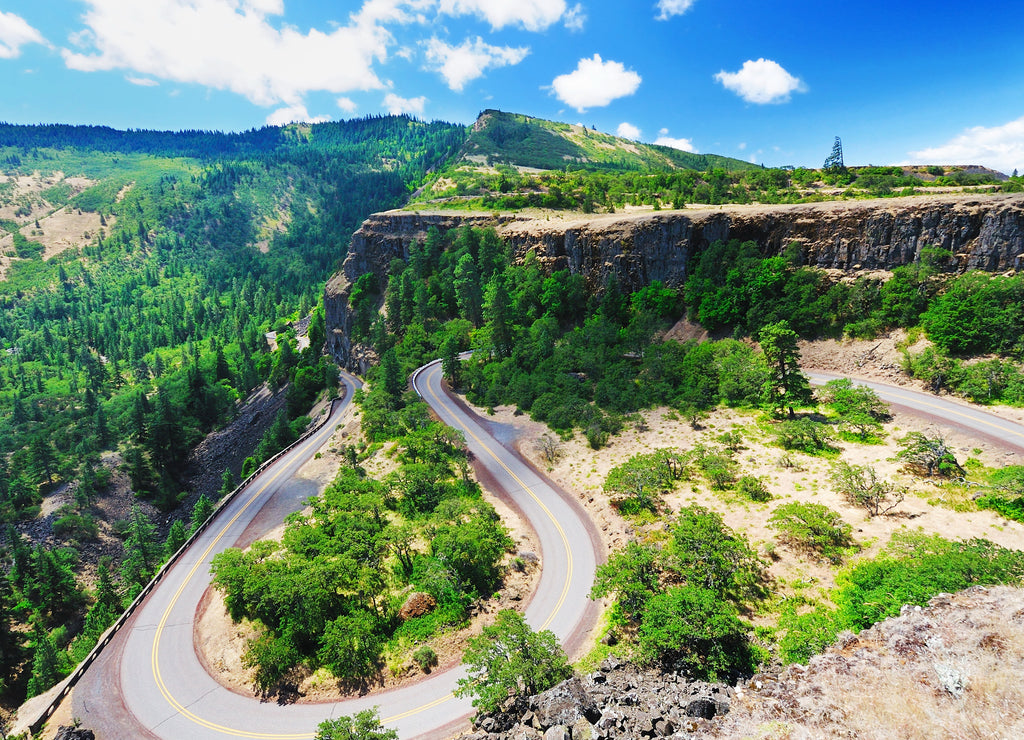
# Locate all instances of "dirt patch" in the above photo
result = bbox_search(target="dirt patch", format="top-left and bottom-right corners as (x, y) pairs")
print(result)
(462, 342), (1024, 624)
(0, 171), (109, 279)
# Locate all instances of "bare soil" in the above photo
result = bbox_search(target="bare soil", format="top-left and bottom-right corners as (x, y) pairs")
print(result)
(0, 172), (110, 280)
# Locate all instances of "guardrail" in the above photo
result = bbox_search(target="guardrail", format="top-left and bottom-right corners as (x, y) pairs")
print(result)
(22, 390), (350, 736)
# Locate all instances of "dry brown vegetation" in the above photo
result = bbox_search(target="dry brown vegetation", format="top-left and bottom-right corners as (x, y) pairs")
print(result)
(713, 586), (1024, 740)
(0, 171), (115, 279)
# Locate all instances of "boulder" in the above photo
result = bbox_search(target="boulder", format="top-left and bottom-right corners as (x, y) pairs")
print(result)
(684, 698), (718, 719)
(570, 717), (599, 740)
(398, 591), (437, 620)
(532, 676), (602, 728)
(54, 728), (96, 740)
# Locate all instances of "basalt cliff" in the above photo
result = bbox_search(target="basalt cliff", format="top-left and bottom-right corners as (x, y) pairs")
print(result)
(325, 193), (1024, 369)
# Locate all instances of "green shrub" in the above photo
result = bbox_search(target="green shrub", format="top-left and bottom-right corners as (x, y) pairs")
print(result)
(778, 533), (1024, 663)
(637, 585), (756, 680)
(835, 534), (1024, 630)
(830, 461), (905, 517)
(692, 446), (739, 490)
(736, 475), (771, 502)
(773, 418), (836, 454)
(412, 645), (438, 672)
(769, 502), (854, 563)
(777, 603), (843, 664)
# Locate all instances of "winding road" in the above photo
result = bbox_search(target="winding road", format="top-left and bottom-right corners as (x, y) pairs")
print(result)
(807, 371), (1024, 454)
(69, 364), (1024, 739)
(71, 363), (601, 739)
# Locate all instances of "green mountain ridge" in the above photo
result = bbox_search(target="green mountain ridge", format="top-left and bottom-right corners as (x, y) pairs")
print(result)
(458, 109), (757, 173)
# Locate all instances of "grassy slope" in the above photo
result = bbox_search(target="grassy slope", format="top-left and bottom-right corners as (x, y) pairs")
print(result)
(462, 109), (756, 173)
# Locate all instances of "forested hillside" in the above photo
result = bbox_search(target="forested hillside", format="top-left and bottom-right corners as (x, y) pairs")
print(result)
(0, 115), (465, 710)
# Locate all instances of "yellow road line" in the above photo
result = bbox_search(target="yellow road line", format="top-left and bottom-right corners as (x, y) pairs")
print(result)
(151, 423), (336, 738)
(146, 365), (578, 738)
(421, 365), (575, 632)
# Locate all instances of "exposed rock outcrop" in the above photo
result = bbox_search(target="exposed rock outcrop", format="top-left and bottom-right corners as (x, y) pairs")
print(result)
(461, 586), (1024, 739)
(459, 658), (732, 740)
(325, 194), (1024, 368)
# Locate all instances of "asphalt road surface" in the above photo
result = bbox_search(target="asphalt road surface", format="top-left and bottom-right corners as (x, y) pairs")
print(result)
(807, 371), (1024, 454)
(72, 363), (601, 739)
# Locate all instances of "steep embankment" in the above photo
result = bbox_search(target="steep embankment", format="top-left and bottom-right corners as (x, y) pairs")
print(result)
(325, 193), (1024, 368)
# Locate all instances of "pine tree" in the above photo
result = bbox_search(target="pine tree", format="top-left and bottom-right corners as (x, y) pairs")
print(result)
(33, 545), (81, 621)
(121, 504), (160, 592)
(218, 467), (235, 498)
(0, 578), (24, 695)
(164, 519), (188, 558)
(26, 619), (62, 699)
(454, 254), (483, 326)
(484, 275), (514, 359)
(759, 320), (813, 417)
(191, 493), (215, 534)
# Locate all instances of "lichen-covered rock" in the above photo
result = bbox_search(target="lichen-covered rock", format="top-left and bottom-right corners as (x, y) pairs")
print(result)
(531, 676), (602, 728)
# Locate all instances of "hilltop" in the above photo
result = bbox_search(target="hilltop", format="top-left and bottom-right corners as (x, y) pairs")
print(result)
(459, 109), (756, 173)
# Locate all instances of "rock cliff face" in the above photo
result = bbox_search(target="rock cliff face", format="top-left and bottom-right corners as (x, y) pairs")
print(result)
(325, 193), (1024, 368)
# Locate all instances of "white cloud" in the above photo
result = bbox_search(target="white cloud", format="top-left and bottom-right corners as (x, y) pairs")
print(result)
(383, 92), (426, 115)
(551, 54), (641, 112)
(616, 122), (641, 140)
(266, 104), (331, 126)
(655, 0), (696, 21)
(564, 3), (586, 32)
(424, 36), (528, 91)
(737, 142), (747, 150)
(336, 96), (358, 113)
(126, 75), (158, 86)
(61, 0), (394, 108)
(654, 132), (697, 152)
(908, 115), (1024, 175)
(0, 11), (46, 59)
(714, 58), (806, 104)
(438, 0), (567, 31)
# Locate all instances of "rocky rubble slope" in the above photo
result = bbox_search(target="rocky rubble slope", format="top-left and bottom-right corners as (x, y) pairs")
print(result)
(460, 585), (1024, 739)
(459, 663), (733, 740)
(325, 194), (1024, 369)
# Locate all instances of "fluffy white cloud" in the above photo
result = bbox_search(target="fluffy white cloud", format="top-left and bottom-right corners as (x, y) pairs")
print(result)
(551, 54), (641, 112)
(424, 36), (528, 91)
(655, 0), (696, 21)
(61, 0), (393, 107)
(383, 92), (427, 115)
(909, 116), (1024, 176)
(336, 97), (358, 113)
(266, 104), (331, 126)
(438, 0), (566, 31)
(564, 3), (586, 32)
(126, 75), (158, 86)
(714, 58), (806, 104)
(0, 11), (46, 59)
(616, 122), (641, 140)
(654, 133), (697, 152)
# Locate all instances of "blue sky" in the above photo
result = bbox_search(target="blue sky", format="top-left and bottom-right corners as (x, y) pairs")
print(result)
(1, 0), (1023, 173)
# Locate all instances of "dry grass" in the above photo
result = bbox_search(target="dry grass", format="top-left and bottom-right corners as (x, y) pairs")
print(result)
(714, 586), (1024, 739)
